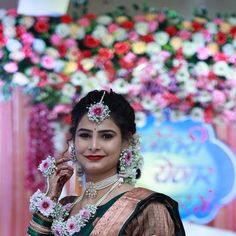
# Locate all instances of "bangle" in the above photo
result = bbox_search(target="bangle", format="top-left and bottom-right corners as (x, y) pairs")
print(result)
(33, 213), (52, 228)
(38, 156), (57, 178)
(29, 189), (70, 219)
(27, 226), (50, 236)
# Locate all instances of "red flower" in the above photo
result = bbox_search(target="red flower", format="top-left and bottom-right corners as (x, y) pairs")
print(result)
(57, 44), (67, 57)
(204, 105), (214, 123)
(163, 92), (179, 104)
(34, 21), (49, 33)
(165, 25), (178, 36)
(84, 35), (100, 48)
(120, 20), (134, 30)
(60, 14), (73, 24)
(119, 58), (134, 69)
(114, 42), (131, 55)
(16, 25), (27, 38)
(84, 13), (97, 20)
(230, 26), (236, 37)
(215, 32), (227, 45)
(192, 21), (204, 32)
(82, 50), (92, 58)
(98, 48), (114, 60)
(141, 34), (154, 43)
(63, 114), (72, 125)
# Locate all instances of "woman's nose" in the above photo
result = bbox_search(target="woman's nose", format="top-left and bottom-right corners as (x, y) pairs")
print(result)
(88, 136), (100, 152)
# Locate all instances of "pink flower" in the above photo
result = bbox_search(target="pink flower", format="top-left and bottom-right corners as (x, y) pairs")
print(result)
(197, 47), (210, 60)
(38, 159), (50, 172)
(21, 33), (34, 45)
(66, 218), (80, 234)
(128, 31), (139, 41)
(178, 30), (191, 40)
(222, 110), (236, 122)
(134, 15), (145, 22)
(80, 208), (91, 220)
(148, 21), (158, 32)
(212, 90), (226, 106)
(3, 62), (18, 73)
(53, 225), (63, 236)
(41, 55), (55, 69)
(108, 23), (119, 33)
(64, 38), (77, 48)
(124, 150), (133, 165)
(77, 17), (90, 27)
(50, 34), (62, 46)
(38, 197), (54, 217)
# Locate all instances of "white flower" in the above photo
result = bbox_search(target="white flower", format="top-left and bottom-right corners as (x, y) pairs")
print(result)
(0, 9), (7, 19)
(190, 107), (204, 121)
(45, 47), (60, 59)
(182, 41), (197, 57)
(55, 23), (70, 38)
(2, 16), (16, 26)
(9, 51), (25, 62)
(4, 26), (16, 38)
(19, 16), (35, 29)
(176, 67), (190, 82)
(183, 79), (197, 93)
(6, 39), (22, 52)
(213, 61), (229, 77)
(76, 27), (86, 40)
(154, 31), (169, 46)
(194, 61), (209, 76)
(71, 71), (88, 86)
(92, 25), (108, 40)
(54, 59), (66, 73)
(12, 72), (29, 86)
(206, 22), (217, 34)
(135, 111), (147, 128)
(228, 17), (236, 25)
(97, 15), (112, 25)
(222, 44), (235, 56)
(95, 70), (109, 83)
(192, 32), (205, 48)
(197, 91), (212, 103)
(110, 78), (129, 94)
(80, 58), (95, 71)
(33, 39), (46, 54)
(61, 84), (76, 98)
(146, 42), (161, 55)
(101, 33), (114, 47)
(114, 28), (128, 41)
(134, 22), (149, 36)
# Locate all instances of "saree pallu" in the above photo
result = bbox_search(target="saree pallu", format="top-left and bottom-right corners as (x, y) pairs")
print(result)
(90, 187), (185, 236)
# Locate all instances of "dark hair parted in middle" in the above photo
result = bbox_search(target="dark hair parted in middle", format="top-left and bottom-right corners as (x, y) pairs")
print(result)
(69, 90), (136, 141)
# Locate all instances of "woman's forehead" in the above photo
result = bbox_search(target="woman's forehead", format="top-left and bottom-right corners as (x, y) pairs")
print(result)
(77, 114), (120, 131)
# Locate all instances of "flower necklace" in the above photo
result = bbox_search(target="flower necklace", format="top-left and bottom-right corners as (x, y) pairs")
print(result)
(51, 178), (123, 236)
(85, 174), (119, 198)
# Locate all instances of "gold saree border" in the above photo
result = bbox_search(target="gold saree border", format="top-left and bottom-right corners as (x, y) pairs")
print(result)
(90, 187), (153, 236)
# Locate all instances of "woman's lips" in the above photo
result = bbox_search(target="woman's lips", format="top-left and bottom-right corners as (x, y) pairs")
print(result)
(86, 155), (104, 161)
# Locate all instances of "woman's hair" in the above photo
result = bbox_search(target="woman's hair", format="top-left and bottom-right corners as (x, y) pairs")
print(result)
(69, 89), (136, 141)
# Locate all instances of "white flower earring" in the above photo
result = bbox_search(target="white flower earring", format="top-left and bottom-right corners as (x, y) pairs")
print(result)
(70, 145), (84, 176)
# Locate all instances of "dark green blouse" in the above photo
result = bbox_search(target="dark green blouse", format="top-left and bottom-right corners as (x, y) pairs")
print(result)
(73, 193), (124, 236)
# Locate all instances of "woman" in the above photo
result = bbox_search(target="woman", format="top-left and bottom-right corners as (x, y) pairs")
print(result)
(28, 90), (185, 236)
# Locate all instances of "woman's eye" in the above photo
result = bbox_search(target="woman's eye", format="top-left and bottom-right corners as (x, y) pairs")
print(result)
(102, 133), (113, 140)
(78, 133), (90, 138)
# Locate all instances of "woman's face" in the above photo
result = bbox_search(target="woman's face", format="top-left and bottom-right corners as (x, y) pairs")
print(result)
(74, 114), (128, 180)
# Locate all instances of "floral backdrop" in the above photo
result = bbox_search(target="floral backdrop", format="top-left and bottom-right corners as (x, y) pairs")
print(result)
(0, 7), (236, 191)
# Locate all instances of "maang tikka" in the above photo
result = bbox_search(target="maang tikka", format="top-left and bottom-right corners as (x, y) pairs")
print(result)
(87, 91), (111, 124)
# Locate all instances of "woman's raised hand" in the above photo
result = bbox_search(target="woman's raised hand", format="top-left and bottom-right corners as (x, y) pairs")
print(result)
(46, 157), (74, 201)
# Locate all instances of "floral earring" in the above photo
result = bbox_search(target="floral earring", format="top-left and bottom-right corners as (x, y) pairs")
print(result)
(118, 134), (143, 185)
(70, 145), (84, 176)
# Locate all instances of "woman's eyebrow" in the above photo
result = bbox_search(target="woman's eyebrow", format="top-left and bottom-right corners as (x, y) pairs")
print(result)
(77, 128), (92, 132)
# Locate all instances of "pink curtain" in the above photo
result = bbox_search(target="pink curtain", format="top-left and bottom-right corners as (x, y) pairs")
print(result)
(0, 89), (30, 236)
(207, 122), (236, 232)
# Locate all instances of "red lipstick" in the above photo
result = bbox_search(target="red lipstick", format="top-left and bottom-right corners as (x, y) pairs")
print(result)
(86, 155), (104, 161)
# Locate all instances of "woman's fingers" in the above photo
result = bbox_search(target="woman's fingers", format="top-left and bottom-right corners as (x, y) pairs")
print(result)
(56, 157), (71, 166)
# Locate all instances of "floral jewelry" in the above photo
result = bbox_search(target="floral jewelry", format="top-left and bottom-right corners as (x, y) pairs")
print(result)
(29, 189), (71, 219)
(87, 91), (110, 124)
(51, 178), (122, 236)
(38, 155), (57, 177)
(119, 134), (143, 185)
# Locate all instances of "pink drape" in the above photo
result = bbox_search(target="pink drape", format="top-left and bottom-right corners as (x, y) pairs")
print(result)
(0, 89), (30, 236)
(0, 89), (235, 234)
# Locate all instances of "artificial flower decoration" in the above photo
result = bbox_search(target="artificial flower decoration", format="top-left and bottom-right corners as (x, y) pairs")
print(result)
(38, 155), (57, 177)
(0, 7), (235, 123)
